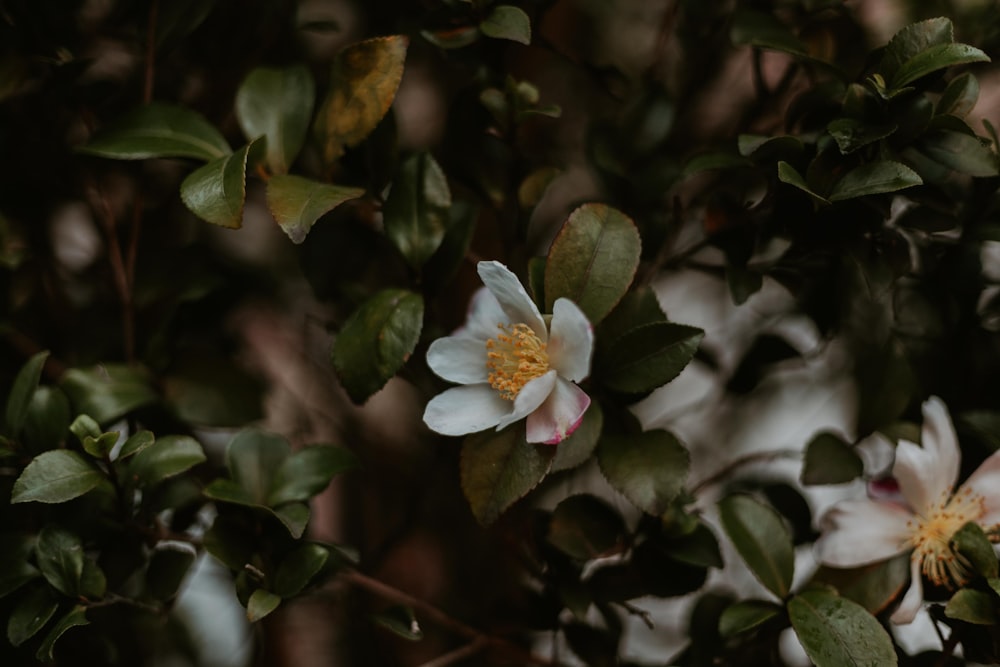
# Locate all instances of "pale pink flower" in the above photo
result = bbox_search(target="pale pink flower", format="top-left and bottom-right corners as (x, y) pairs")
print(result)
(815, 396), (1000, 623)
(422, 261), (593, 444)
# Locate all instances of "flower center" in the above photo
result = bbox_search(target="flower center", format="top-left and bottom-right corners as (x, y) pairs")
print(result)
(907, 486), (986, 588)
(486, 323), (549, 400)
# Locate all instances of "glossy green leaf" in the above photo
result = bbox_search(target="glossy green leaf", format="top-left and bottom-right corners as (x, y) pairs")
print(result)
(5, 351), (47, 436)
(36, 606), (88, 663)
(266, 174), (364, 243)
(719, 600), (782, 638)
(21, 386), (71, 452)
(545, 203), (641, 324)
(951, 521), (999, 580)
(479, 5), (530, 45)
(373, 605), (423, 640)
(777, 161), (828, 204)
(68, 415), (101, 442)
(8, 583), (58, 646)
(599, 322), (703, 394)
(267, 444), (359, 506)
(383, 152), (451, 268)
(203, 478), (256, 506)
(946, 588), (997, 625)
(788, 589), (896, 667)
(82, 431), (119, 459)
(682, 152), (752, 178)
(937, 72), (979, 118)
(203, 515), (255, 571)
(668, 522), (724, 569)
(880, 17), (954, 83)
(147, 546), (196, 601)
(0, 536), (39, 598)
(271, 502), (310, 539)
(460, 426), (554, 525)
(738, 134), (803, 160)
(314, 35), (408, 165)
(11, 450), (103, 504)
(274, 544), (329, 597)
(597, 429), (689, 515)
(78, 103), (230, 161)
(35, 526), (83, 597)
(890, 43), (989, 90)
(826, 118), (896, 155)
(78, 559), (106, 600)
(236, 65), (315, 174)
(128, 436), (206, 488)
(547, 494), (626, 561)
(247, 589), (281, 622)
(919, 130), (999, 177)
(551, 402), (603, 473)
(596, 286), (666, 346)
(801, 432), (863, 485)
(226, 430), (290, 504)
(60, 365), (158, 425)
(828, 160), (922, 201)
(117, 430), (154, 460)
(331, 289), (424, 404)
(719, 495), (794, 599)
(180, 139), (259, 229)
(813, 553), (910, 614)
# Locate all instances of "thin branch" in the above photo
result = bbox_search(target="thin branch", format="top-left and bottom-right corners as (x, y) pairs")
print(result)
(615, 600), (654, 630)
(343, 570), (569, 667)
(86, 593), (162, 614)
(416, 637), (489, 667)
(690, 449), (802, 496)
(92, 183), (136, 362)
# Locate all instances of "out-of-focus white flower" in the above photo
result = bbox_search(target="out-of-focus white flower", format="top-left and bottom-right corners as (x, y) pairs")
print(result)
(422, 261), (593, 444)
(815, 396), (1000, 623)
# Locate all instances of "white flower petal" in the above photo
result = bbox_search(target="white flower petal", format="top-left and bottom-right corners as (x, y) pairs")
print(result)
(423, 384), (510, 436)
(889, 557), (924, 624)
(495, 370), (557, 431)
(893, 439), (941, 513)
(477, 261), (547, 340)
(814, 499), (913, 567)
(426, 336), (489, 384)
(920, 396), (960, 492)
(547, 298), (593, 383)
(960, 449), (1000, 525)
(526, 377), (591, 444)
(456, 287), (508, 341)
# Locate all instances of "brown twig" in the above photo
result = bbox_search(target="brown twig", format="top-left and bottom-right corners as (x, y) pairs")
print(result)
(690, 449), (802, 496)
(92, 185), (136, 362)
(343, 570), (569, 667)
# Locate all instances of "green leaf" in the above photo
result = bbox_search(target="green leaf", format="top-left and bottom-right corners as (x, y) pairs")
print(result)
(0, 536), (39, 598)
(801, 432), (863, 485)
(314, 35), (408, 165)
(117, 430), (154, 460)
(266, 174), (364, 244)
(880, 18), (954, 83)
(547, 494), (626, 561)
(682, 152), (753, 177)
(777, 161), (829, 204)
(267, 444), (359, 506)
(826, 118), (897, 155)
(383, 152), (452, 268)
(226, 430), (290, 504)
(235, 65), (315, 174)
(78, 559), (106, 600)
(68, 414), (101, 442)
(788, 589), (896, 667)
(479, 5), (531, 45)
(247, 589), (281, 622)
(7, 583), (58, 646)
(668, 522), (724, 569)
(373, 605), (423, 641)
(11, 450), (104, 504)
(146, 546), (196, 601)
(597, 429), (689, 515)
(545, 203), (641, 324)
(203, 515), (255, 571)
(331, 289), (424, 404)
(718, 495), (794, 599)
(35, 526), (84, 597)
(460, 426), (554, 525)
(5, 351), (48, 437)
(271, 502), (310, 539)
(890, 43), (990, 90)
(78, 103), (230, 162)
(82, 431), (119, 459)
(274, 544), (329, 598)
(738, 134), (804, 160)
(180, 139), (259, 229)
(128, 435), (206, 488)
(60, 364), (158, 425)
(719, 600), (782, 638)
(203, 478), (256, 506)
(951, 521), (999, 580)
(551, 402), (603, 473)
(918, 130), (999, 177)
(35, 606), (88, 663)
(599, 322), (704, 394)
(946, 588), (998, 625)
(21, 386), (71, 452)
(812, 553), (910, 614)
(828, 160), (922, 201)
(937, 72), (979, 118)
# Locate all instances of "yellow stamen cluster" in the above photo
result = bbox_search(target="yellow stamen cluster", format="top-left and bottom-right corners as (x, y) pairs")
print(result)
(486, 323), (549, 400)
(907, 486), (986, 588)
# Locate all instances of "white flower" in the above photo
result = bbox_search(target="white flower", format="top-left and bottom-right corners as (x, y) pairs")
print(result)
(422, 261), (593, 444)
(815, 396), (1000, 624)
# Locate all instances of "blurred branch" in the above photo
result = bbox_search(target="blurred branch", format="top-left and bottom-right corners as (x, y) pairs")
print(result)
(690, 449), (802, 496)
(91, 182), (136, 362)
(143, 0), (158, 104)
